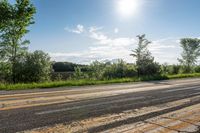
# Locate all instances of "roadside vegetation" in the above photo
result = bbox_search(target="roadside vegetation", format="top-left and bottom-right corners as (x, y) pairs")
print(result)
(1, 73), (200, 90)
(1, 0), (200, 90)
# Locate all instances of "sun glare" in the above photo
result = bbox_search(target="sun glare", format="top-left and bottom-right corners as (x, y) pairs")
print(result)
(118, 0), (140, 17)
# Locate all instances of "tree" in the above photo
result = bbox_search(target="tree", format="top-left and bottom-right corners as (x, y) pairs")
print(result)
(178, 38), (200, 73)
(103, 59), (137, 79)
(15, 51), (52, 83)
(72, 67), (88, 80)
(88, 61), (106, 80)
(0, 0), (36, 83)
(52, 62), (86, 72)
(131, 34), (160, 77)
(0, 61), (11, 82)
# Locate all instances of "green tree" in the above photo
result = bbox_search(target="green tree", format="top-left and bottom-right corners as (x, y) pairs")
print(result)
(0, 0), (36, 83)
(131, 34), (160, 77)
(178, 38), (200, 73)
(72, 67), (87, 80)
(103, 59), (137, 79)
(15, 50), (52, 83)
(169, 65), (181, 75)
(88, 61), (105, 80)
(161, 63), (169, 74)
(194, 65), (200, 73)
(0, 62), (11, 82)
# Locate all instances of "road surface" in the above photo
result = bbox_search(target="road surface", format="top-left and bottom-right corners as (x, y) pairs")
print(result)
(0, 78), (200, 133)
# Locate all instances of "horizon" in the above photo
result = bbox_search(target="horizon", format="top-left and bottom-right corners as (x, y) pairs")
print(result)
(9, 0), (200, 64)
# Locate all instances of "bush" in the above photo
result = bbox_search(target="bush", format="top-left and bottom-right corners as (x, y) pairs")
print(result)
(52, 62), (88, 72)
(169, 65), (181, 74)
(70, 60), (137, 80)
(161, 64), (182, 75)
(87, 61), (106, 80)
(15, 50), (52, 83)
(194, 66), (200, 73)
(0, 62), (11, 83)
(103, 60), (137, 79)
(138, 61), (161, 76)
(179, 65), (194, 74)
(51, 72), (73, 81)
(161, 63), (169, 74)
(72, 67), (89, 80)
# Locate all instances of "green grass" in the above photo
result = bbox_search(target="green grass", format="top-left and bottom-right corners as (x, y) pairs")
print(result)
(167, 73), (200, 79)
(1, 73), (200, 90)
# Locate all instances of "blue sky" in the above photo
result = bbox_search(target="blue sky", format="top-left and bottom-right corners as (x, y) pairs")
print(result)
(10, 0), (200, 64)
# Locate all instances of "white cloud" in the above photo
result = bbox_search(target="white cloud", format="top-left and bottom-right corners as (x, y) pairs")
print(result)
(65, 24), (84, 34)
(54, 26), (137, 64)
(149, 38), (181, 64)
(150, 38), (177, 52)
(88, 26), (136, 46)
(114, 28), (119, 33)
(89, 26), (103, 33)
(89, 28), (109, 43)
(87, 26), (137, 63)
(61, 25), (183, 64)
(50, 52), (82, 57)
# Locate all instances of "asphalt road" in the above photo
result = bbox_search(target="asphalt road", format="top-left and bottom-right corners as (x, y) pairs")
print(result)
(1, 78), (200, 133)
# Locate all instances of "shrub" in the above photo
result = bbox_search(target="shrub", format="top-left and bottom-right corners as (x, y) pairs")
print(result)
(169, 65), (181, 74)
(15, 50), (52, 83)
(87, 61), (106, 80)
(72, 67), (89, 80)
(194, 65), (200, 73)
(161, 63), (169, 74)
(103, 60), (137, 79)
(0, 62), (11, 83)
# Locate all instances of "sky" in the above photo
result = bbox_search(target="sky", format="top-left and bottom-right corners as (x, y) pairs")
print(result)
(10, 0), (200, 64)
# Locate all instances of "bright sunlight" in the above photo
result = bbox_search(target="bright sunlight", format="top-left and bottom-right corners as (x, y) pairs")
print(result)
(117, 0), (140, 17)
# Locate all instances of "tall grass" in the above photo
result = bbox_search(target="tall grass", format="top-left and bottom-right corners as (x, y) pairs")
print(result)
(0, 73), (200, 90)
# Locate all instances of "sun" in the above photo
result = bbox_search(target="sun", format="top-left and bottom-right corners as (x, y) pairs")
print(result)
(117, 0), (140, 17)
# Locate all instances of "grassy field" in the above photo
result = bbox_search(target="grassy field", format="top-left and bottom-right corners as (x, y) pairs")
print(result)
(1, 73), (200, 90)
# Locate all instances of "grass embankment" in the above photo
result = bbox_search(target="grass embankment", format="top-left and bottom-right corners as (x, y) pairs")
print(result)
(1, 73), (200, 90)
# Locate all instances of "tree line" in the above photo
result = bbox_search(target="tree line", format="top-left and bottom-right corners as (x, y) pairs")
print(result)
(1, 0), (200, 84)
(68, 35), (200, 81)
